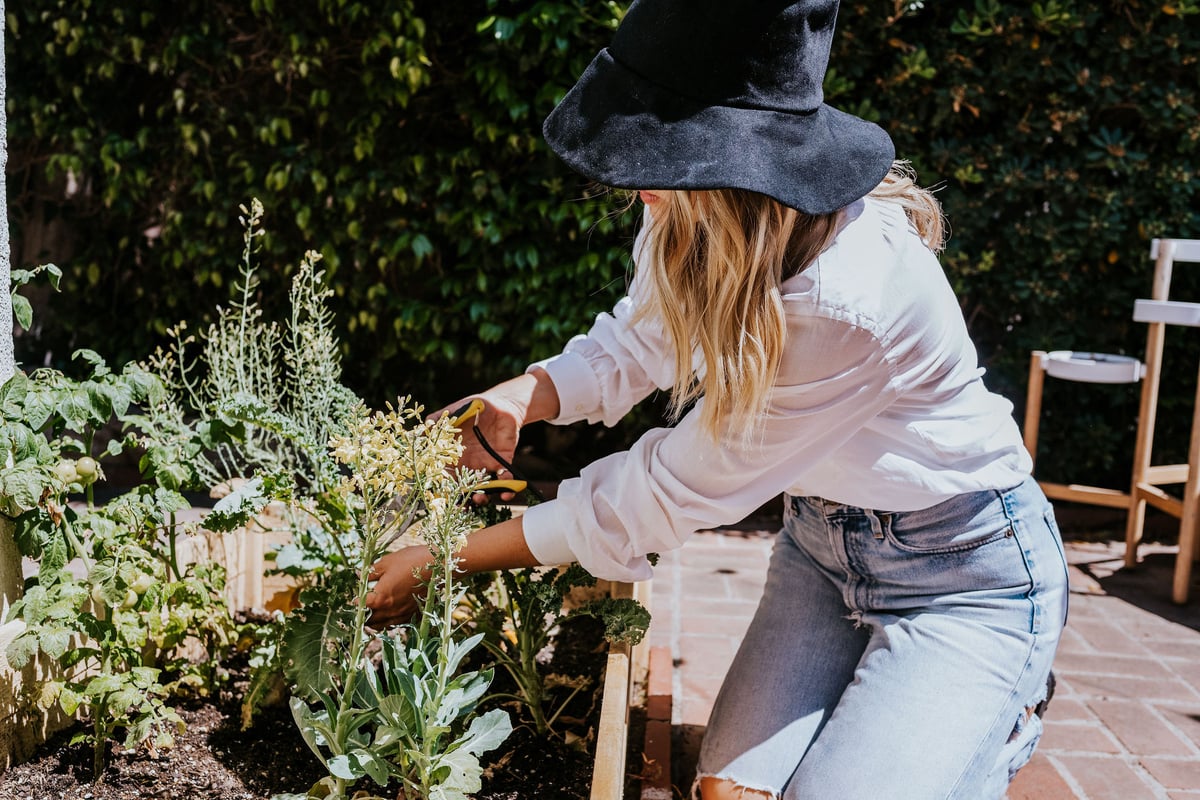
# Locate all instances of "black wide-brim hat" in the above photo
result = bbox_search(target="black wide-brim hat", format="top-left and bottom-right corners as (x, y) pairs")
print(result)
(543, 0), (895, 216)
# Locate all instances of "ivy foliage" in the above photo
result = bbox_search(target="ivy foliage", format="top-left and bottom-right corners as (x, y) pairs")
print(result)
(8, 0), (1200, 485)
(8, 0), (635, 403)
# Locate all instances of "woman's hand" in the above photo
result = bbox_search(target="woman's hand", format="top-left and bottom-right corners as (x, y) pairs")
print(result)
(365, 517), (543, 628)
(365, 545), (434, 628)
(433, 368), (561, 477)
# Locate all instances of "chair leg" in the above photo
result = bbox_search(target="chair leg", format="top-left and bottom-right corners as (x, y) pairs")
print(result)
(1126, 497), (1148, 569)
(1174, 499), (1198, 604)
(1172, 365), (1200, 604)
(1023, 352), (1047, 469)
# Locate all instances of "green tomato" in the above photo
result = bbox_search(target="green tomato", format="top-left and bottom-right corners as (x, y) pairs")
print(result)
(120, 588), (139, 610)
(75, 456), (100, 481)
(53, 460), (79, 485)
(90, 584), (108, 608)
(130, 572), (156, 595)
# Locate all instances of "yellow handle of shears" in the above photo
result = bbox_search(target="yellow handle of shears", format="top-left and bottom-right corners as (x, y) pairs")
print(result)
(450, 398), (486, 428)
(470, 478), (528, 495)
(449, 399), (528, 495)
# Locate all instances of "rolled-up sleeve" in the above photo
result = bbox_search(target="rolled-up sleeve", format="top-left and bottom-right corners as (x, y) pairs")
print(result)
(523, 315), (901, 580)
(527, 221), (675, 427)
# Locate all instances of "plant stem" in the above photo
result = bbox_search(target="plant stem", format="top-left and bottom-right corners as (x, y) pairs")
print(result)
(167, 511), (181, 582)
(62, 519), (93, 573)
(92, 701), (105, 782)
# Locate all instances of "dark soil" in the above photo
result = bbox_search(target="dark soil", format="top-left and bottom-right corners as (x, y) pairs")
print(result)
(0, 617), (618, 800)
(0, 699), (324, 800)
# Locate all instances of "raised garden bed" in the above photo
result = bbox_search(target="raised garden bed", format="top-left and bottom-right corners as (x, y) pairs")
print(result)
(0, 608), (648, 800)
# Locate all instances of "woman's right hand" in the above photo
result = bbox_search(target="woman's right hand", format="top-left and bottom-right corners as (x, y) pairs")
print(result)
(432, 368), (560, 476)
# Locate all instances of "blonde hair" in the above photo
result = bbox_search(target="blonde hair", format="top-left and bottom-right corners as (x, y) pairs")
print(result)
(634, 161), (945, 444)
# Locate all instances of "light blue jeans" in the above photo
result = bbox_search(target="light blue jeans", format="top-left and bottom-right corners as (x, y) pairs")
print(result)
(695, 477), (1069, 799)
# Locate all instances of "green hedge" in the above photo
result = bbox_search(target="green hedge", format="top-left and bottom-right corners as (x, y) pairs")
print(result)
(7, 0), (1199, 485)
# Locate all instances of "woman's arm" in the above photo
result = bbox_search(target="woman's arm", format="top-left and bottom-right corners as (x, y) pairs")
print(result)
(365, 515), (541, 627)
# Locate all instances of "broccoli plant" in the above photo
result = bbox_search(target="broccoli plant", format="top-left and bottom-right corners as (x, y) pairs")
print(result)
(466, 560), (651, 737)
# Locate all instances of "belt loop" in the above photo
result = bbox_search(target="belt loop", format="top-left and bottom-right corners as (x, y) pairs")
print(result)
(869, 510), (885, 540)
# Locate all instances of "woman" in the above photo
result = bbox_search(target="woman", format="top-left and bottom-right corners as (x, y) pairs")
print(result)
(367, 1), (1069, 798)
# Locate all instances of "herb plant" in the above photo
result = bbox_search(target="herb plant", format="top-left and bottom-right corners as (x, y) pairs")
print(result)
(273, 402), (511, 800)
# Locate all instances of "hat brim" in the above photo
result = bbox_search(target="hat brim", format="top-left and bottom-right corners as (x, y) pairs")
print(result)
(543, 49), (895, 216)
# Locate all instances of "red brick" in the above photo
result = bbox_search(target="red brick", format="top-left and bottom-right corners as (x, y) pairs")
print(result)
(1065, 673), (1200, 704)
(1007, 753), (1079, 800)
(678, 549), (771, 571)
(1055, 652), (1174, 680)
(680, 612), (753, 638)
(677, 671), (727, 726)
(680, 567), (731, 599)
(645, 646), (673, 723)
(1042, 698), (1094, 723)
(1040, 721), (1122, 754)
(1056, 625), (1094, 656)
(1068, 618), (1151, 657)
(1158, 640), (1200, 660)
(1156, 704), (1200, 752)
(640, 718), (672, 799)
(677, 634), (738, 678)
(1056, 755), (1162, 799)
(1141, 757), (1200, 791)
(1088, 699), (1194, 757)
(686, 597), (761, 618)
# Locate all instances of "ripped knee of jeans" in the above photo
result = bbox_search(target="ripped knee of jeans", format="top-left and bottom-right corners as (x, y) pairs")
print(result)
(692, 773), (781, 800)
(1007, 676), (1053, 744)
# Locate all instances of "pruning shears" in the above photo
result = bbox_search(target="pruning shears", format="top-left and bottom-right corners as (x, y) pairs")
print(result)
(449, 399), (545, 501)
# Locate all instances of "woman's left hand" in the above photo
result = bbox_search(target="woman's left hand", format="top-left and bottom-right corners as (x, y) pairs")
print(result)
(365, 545), (433, 628)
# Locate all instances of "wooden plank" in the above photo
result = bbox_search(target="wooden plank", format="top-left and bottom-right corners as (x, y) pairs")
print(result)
(1146, 464), (1190, 485)
(1040, 482), (1131, 509)
(590, 650), (631, 800)
(1134, 483), (1185, 518)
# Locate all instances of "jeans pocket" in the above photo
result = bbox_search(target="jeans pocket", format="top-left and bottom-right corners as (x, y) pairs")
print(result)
(885, 515), (1013, 555)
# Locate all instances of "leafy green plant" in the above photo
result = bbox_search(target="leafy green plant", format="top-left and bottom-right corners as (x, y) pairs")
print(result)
(0, 351), (238, 780)
(465, 556), (650, 737)
(272, 402), (511, 800)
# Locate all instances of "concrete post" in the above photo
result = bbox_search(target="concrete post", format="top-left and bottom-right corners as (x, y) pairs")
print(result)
(0, 0), (21, 614)
(1, 0), (23, 614)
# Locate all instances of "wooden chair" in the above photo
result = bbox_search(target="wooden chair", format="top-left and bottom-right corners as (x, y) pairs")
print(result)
(1124, 239), (1200, 604)
(1024, 350), (1144, 510)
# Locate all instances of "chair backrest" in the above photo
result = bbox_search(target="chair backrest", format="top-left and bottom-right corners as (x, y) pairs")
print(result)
(1134, 239), (1200, 327)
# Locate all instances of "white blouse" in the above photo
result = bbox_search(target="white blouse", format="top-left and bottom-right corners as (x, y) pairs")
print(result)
(520, 197), (1032, 582)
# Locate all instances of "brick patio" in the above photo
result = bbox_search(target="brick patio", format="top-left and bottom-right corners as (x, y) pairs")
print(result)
(647, 521), (1200, 799)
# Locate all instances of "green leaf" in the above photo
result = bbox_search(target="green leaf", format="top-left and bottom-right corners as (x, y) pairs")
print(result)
(12, 293), (33, 330)
(453, 707), (511, 757)
(38, 627), (72, 659)
(288, 696), (331, 765)
(0, 371), (29, 415)
(203, 477), (268, 532)
(443, 632), (484, 675)
(351, 748), (391, 786)
(327, 753), (364, 780)
(281, 583), (357, 700)
(72, 349), (110, 378)
(58, 686), (83, 715)
(5, 632), (39, 669)
(0, 465), (46, 517)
